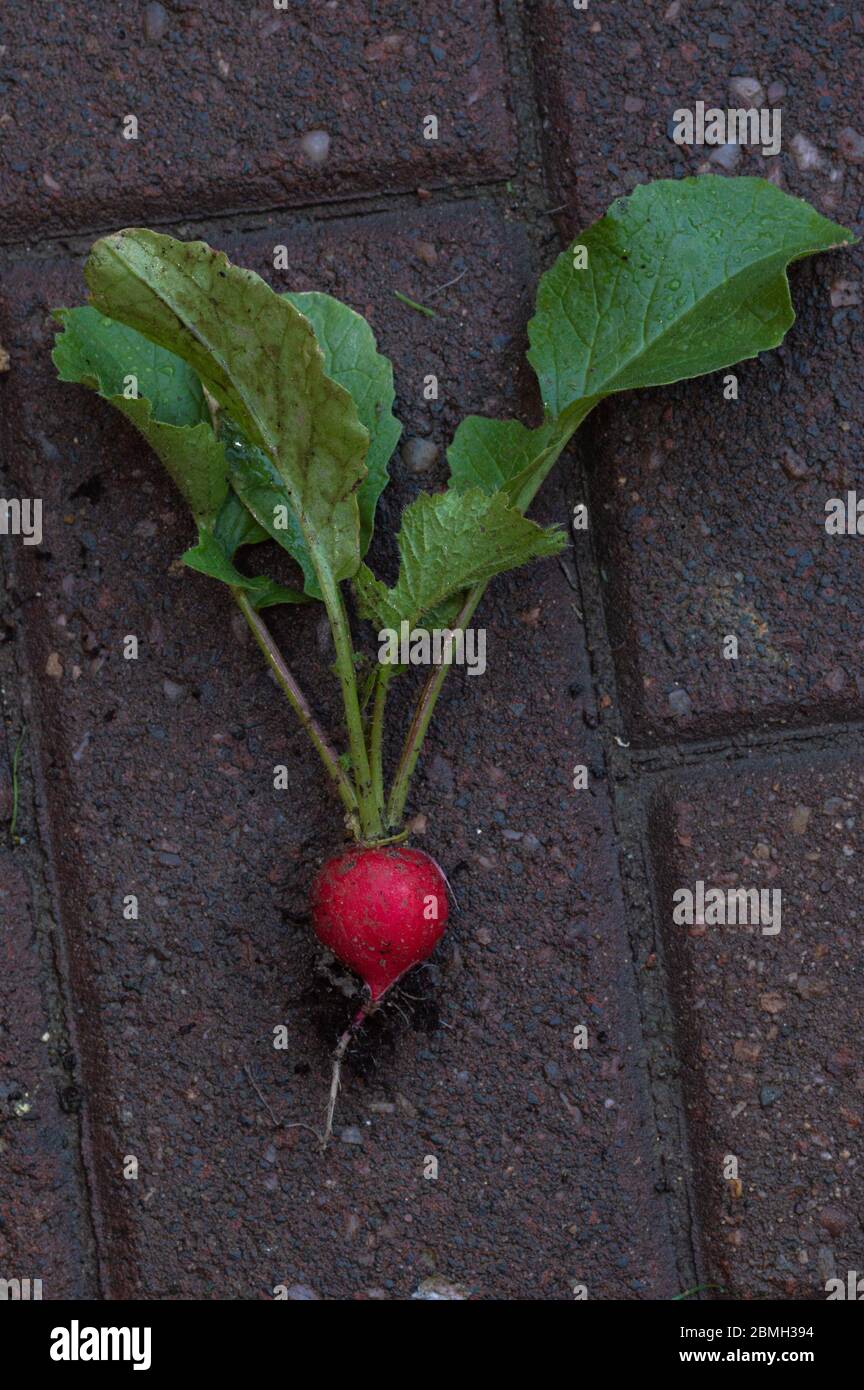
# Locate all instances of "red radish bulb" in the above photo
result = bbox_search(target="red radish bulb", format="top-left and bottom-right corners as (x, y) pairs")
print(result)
(311, 846), (449, 1001)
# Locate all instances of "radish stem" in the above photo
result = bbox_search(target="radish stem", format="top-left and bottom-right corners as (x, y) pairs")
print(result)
(231, 587), (359, 830)
(383, 416), (581, 827)
(368, 666), (392, 822)
(318, 572), (383, 842)
(386, 587), (483, 828)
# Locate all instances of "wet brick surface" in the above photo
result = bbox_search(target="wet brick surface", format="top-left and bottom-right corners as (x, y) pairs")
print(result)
(532, 0), (864, 742)
(0, 205), (676, 1298)
(532, 0), (862, 225)
(651, 752), (864, 1299)
(2, 0), (862, 1304)
(0, 847), (94, 1297)
(0, 1), (516, 242)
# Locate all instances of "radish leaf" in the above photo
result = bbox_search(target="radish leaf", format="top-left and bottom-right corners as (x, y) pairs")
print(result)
(221, 425), (322, 597)
(52, 305), (228, 526)
(213, 294), (400, 602)
(84, 230), (370, 590)
(353, 488), (566, 633)
(285, 291), (400, 557)
(447, 415), (565, 514)
(182, 500), (307, 609)
(52, 306), (304, 609)
(449, 178), (853, 522)
(527, 176), (853, 424)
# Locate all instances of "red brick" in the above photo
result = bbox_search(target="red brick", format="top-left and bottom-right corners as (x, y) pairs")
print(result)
(0, 2), (516, 241)
(651, 754), (864, 1297)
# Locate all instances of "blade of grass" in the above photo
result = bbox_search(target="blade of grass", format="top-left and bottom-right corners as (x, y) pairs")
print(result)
(9, 725), (26, 844)
(393, 290), (437, 319)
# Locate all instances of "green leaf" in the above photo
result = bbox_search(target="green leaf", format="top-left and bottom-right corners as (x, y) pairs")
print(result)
(52, 305), (228, 525)
(284, 292), (400, 555)
(52, 305), (305, 609)
(210, 487), (269, 556)
(527, 176), (854, 425)
(220, 295), (400, 603)
(221, 424), (322, 597)
(84, 230), (370, 589)
(182, 518), (306, 610)
(183, 478), (310, 609)
(447, 415), (567, 514)
(353, 488), (567, 633)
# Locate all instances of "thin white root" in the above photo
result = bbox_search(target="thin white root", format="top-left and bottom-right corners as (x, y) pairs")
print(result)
(319, 996), (382, 1152)
(320, 1028), (353, 1151)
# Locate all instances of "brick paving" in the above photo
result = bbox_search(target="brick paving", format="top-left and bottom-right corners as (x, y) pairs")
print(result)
(650, 754), (864, 1298)
(0, 1), (861, 1300)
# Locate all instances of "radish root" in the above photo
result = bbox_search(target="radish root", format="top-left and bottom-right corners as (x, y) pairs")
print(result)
(320, 995), (381, 1151)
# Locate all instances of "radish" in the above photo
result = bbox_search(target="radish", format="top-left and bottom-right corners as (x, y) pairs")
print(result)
(311, 845), (449, 1146)
(53, 183), (852, 1151)
(311, 845), (449, 1002)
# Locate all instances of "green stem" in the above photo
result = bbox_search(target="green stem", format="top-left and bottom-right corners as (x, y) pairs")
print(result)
(318, 573), (383, 841)
(369, 666), (392, 823)
(386, 587), (483, 829)
(384, 410), (587, 829)
(231, 587), (359, 832)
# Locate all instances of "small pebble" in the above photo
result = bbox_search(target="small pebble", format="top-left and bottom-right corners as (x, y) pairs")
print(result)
(728, 76), (765, 108)
(709, 142), (742, 171)
(285, 1283), (320, 1300)
(766, 81), (786, 104)
(789, 803), (811, 834)
(402, 437), (439, 474)
(668, 687), (692, 716)
(300, 130), (331, 165)
(412, 1276), (470, 1300)
(143, 1), (168, 42)
(760, 991), (785, 1015)
(819, 1206), (850, 1238)
(830, 278), (861, 307)
(817, 1247), (836, 1282)
(340, 1125), (363, 1145)
(789, 133), (823, 172)
(759, 1086), (781, 1107)
(837, 126), (864, 163)
(162, 679), (187, 703)
(796, 976), (828, 1001)
(781, 446), (808, 480)
(415, 241), (438, 267)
